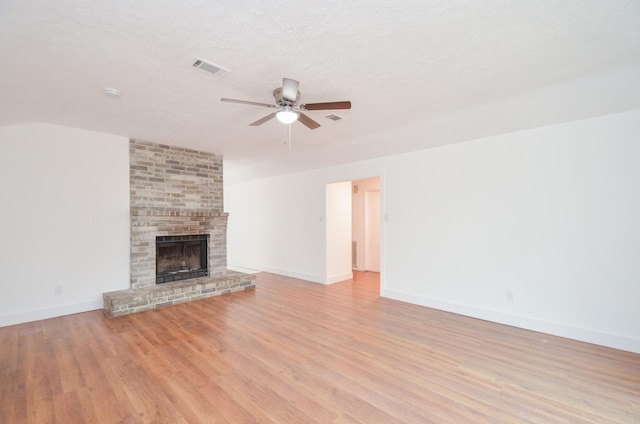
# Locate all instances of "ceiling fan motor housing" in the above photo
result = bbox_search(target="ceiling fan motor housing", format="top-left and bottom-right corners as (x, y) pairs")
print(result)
(273, 87), (300, 106)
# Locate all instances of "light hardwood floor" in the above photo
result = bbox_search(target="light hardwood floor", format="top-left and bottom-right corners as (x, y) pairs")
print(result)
(1, 271), (639, 423)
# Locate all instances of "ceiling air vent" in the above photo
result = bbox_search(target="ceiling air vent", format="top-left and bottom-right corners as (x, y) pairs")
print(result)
(192, 58), (229, 76)
(326, 114), (343, 121)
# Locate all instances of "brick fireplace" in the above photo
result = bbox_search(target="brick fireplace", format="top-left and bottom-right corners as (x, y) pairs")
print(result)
(103, 140), (255, 316)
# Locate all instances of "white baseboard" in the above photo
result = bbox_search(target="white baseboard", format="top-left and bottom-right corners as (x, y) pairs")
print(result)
(227, 265), (262, 274)
(261, 266), (324, 283)
(227, 262), (324, 284)
(326, 272), (353, 284)
(228, 262), (352, 284)
(0, 298), (104, 328)
(382, 289), (640, 354)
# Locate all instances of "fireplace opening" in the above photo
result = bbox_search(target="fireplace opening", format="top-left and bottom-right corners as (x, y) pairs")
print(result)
(156, 235), (209, 284)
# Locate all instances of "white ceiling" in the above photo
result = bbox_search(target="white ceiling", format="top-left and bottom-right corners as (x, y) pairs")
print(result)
(1, 1), (640, 183)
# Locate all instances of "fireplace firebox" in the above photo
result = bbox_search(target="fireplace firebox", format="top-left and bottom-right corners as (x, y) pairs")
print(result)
(156, 235), (209, 283)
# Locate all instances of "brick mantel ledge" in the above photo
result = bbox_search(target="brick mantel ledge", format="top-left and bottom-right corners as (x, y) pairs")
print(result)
(130, 207), (228, 218)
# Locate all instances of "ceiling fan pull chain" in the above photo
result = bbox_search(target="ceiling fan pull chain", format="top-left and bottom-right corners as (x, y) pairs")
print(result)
(283, 124), (289, 149)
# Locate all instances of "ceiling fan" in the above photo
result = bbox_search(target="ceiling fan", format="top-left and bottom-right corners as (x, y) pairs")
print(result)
(221, 78), (351, 129)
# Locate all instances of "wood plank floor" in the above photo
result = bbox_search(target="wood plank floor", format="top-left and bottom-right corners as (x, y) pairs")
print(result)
(1, 271), (639, 423)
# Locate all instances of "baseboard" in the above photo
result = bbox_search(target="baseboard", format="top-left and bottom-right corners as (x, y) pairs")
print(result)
(227, 262), (324, 284)
(0, 298), (104, 328)
(260, 266), (324, 284)
(226, 265), (262, 274)
(326, 272), (353, 284)
(382, 289), (640, 354)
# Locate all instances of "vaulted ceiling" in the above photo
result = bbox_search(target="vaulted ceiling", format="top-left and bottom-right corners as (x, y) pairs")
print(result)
(1, 1), (640, 183)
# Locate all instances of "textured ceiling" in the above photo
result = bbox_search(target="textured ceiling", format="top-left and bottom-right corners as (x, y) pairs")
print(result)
(1, 1), (640, 183)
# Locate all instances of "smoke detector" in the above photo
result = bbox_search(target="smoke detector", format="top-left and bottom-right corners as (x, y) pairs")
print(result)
(103, 87), (120, 97)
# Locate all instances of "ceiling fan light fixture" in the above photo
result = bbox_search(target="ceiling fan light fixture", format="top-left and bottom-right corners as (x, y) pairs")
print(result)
(276, 107), (299, 124)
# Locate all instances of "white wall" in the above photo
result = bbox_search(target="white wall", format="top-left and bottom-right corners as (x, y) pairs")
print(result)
(0, 123), (130, 326)
(364, 189), (381, 272)
(325, 181), (352, 283)
(225, 109), (640, 353)
(225, 172), (329, 282)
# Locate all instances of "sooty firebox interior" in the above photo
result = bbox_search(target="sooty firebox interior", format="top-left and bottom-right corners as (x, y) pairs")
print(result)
(156, 234), (209, 283)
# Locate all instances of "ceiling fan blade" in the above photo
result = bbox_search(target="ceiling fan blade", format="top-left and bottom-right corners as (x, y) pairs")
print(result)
(221, 98), (276, 108)
(250, 112), (277, 126)
(282, 78), (300, 102)
(298, 113), (320, 129)
(301, 101), (351, 111)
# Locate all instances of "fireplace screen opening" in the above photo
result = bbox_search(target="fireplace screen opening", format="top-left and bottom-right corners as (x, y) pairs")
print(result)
(156, 235), (209, 283)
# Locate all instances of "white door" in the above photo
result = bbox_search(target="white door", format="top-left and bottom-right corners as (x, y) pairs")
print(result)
(365, 190), (380, 272)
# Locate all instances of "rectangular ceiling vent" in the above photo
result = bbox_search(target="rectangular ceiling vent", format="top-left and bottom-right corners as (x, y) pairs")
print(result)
(192, 58), (229, 76)
(326, 114), (343, 121)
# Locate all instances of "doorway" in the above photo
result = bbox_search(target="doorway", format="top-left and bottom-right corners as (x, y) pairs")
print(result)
(351, 177), (381, 273)
(324, 176), (381, 287)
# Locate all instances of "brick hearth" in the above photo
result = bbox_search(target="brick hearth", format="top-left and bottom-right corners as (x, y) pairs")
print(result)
(103, 271), (255, 316)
